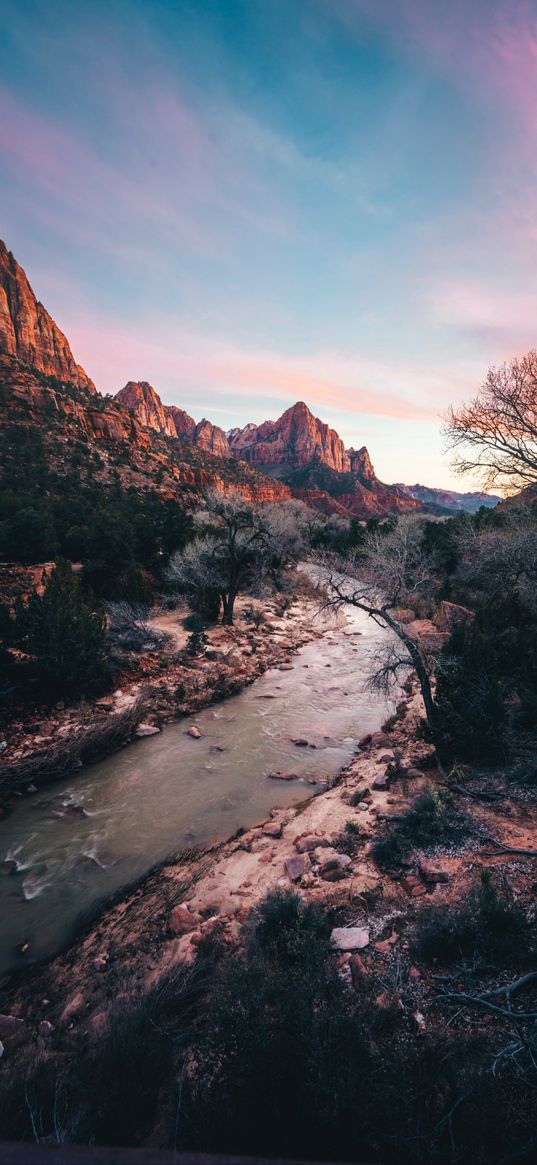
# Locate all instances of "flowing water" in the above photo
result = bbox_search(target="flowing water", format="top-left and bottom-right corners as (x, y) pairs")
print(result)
(0, 606), (394, 973)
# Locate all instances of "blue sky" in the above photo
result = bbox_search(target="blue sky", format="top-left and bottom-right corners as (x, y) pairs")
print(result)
(2, 0), (537, 487)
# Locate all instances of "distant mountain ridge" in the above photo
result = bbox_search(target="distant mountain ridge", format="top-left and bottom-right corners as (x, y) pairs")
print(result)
(0, 239), (496, 522)
(115, 387), (421, 518)
(398, 483), (501, 514)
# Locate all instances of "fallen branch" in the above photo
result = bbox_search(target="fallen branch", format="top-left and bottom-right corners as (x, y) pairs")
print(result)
(443, 781), (504, 803)
(430, 991), (537, 1022)
(480, 971), (537, 1002)
(482, 838), (537, 858)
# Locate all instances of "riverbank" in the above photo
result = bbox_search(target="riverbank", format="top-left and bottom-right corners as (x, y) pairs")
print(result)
(0, 585), (327, 807)
(3, 671), (537, 1158)
(0, 683), (426, 1016)
(1, 675), (535, 1014)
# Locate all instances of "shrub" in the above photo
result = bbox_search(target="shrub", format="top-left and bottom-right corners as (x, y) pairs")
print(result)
(105, 601), (172, 653)
(373, 788), (473, 868)
(187, 891), (371, 1159)
(415, 869), (530, 965)
(12, 559), (108, 699)
(185, 628), (209, 657)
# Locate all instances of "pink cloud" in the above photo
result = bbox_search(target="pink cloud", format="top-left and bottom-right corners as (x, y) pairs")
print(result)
(63, 307), (469, 425)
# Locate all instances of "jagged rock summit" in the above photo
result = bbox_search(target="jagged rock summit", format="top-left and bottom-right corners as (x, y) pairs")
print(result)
(227, 400), (351, 473)
(0, 240), (95, 391)
(115, 381), (232, 458)
(115, 381), (177, 438)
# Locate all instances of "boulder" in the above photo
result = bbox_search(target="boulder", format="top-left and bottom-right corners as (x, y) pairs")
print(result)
(417, 857), (449, 884)
(169, 905), (202, 936)
(330, 927), (370, 951)
(432, 601), (475, 633)
(269, 770), (298, 781)
(186, 725), (202, 739)
(372, 772), (390, 790)
(135, 723), (160, 738)
(318, 852), (352, 880)
(392, 608), (416, 625)
(285, 853), (311, 882)
(262, 821), (282, 839)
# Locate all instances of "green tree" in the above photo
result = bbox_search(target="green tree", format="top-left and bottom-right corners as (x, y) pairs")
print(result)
(14, 560), (108, 698)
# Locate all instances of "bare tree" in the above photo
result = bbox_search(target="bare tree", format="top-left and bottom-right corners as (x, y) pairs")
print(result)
(444, 351), (537, 492)
(456, 509), (537, 610)
(167, 490), (303, 625)
(315, 518), (439, 729)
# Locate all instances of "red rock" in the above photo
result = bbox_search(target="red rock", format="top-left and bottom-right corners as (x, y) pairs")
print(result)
(169, 905), (202, 936)
(262, 821), (282, 839)
(285, 853), (311, 882)
(115, 381), (177, 436)
(0, 240), (95, 390)
(401, 875), (428, 898)
(350, 953), (369, 990)
(418, 857), (449, 884)
(228, 402), (351, 473)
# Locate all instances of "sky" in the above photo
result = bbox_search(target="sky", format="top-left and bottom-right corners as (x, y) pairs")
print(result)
(2, 0), (537, 488)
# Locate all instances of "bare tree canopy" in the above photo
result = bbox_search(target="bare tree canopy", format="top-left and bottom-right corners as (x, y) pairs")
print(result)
(444, 350), (537, 492)
(167, 489), (305, 625)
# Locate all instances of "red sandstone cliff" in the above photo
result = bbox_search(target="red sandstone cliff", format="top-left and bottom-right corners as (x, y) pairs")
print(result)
(227, 401), (351, 473)
(0, 241), (95, 392)
(115, 381), (177, 438)
(114, 385), (232, 457)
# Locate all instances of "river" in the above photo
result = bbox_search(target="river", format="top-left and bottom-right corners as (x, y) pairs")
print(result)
(0, 605), (393, 973)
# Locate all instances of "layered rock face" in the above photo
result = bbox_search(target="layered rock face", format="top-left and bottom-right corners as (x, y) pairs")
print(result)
(115, 381), (177, 438)
(114, 385), (232, 457)
(0, 241), (95, 391)
(193, 418), (231, 458)
(227, 402), (351, 473)
(167, 405), (196, 440)
(348, 445), (376, 484)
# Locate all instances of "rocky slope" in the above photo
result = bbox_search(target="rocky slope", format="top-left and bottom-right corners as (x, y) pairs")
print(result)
(0, 241), (95, 392)
(0, 356), (291, 507)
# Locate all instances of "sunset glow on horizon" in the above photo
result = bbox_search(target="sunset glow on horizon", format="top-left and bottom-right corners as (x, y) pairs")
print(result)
(2, 0), (537, 488)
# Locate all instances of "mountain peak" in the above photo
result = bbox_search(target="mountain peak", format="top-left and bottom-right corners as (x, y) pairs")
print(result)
(115, 381), (177, 438)
(0, 240), (95, 391)
(228, 401), (351, 473)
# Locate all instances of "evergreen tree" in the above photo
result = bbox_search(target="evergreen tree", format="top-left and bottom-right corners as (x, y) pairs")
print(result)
(14, 560), (108, 697)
